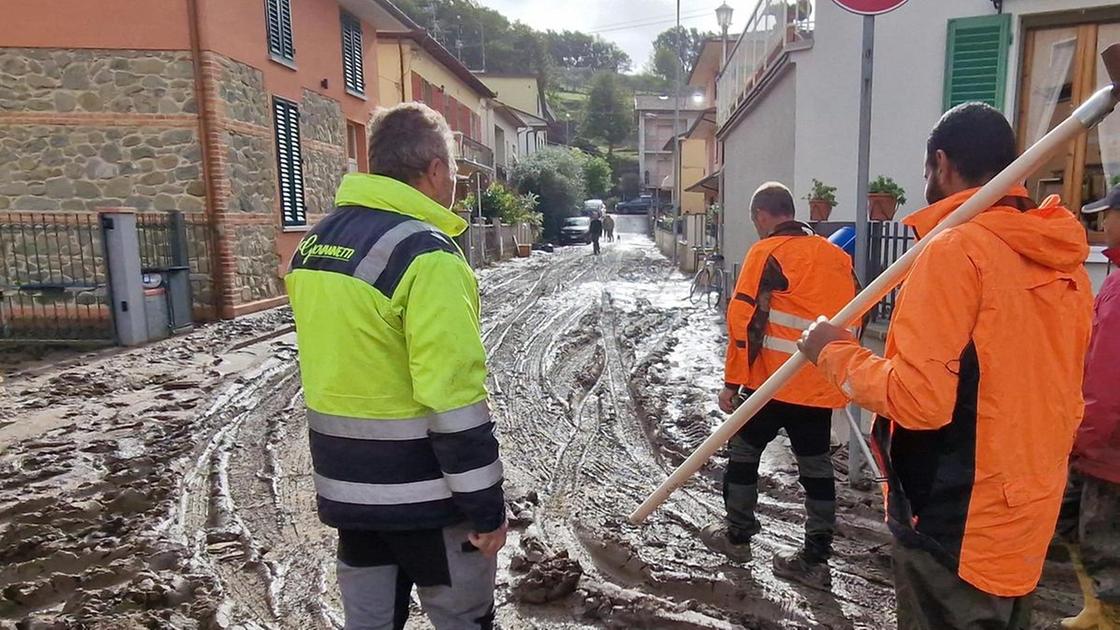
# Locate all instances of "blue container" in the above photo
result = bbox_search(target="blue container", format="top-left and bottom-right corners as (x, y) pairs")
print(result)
(828, 225), (857, 257)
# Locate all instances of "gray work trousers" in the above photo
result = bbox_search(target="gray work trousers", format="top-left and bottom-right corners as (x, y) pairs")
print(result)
(336, 522), (497, 630)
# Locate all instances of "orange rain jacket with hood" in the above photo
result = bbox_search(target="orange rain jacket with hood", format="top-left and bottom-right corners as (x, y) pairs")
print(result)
(816, 186), (1094, 597)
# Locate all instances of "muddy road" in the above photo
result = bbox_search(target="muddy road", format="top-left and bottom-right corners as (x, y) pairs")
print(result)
(0, 221), (1079, 629)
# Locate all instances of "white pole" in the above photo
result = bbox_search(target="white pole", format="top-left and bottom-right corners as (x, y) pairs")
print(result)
(629, 83), (1120, 524)
(672, 0), (682, 269)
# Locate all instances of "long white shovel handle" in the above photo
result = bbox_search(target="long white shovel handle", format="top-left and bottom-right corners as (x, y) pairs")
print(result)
(629, 46), (1120, 525)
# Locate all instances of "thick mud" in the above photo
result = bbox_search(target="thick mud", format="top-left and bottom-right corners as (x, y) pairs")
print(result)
(0, 224), (1080, 629)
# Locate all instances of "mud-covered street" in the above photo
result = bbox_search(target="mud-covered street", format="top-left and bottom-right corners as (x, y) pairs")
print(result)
(0, 221), (1081, 629)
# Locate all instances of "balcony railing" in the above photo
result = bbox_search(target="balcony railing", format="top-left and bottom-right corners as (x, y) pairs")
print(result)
(717, 0), (815, 126)
(454, 132), (495, 172)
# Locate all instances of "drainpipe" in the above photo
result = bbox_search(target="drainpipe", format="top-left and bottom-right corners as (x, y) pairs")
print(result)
(186, 0), (232, 319)
(397, 38), (407, 102)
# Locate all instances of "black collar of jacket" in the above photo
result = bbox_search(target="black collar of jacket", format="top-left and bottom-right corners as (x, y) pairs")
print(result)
(767, 220), (815, 238)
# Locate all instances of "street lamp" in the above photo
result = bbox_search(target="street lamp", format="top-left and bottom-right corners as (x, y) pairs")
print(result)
(716, 2), (734, 63)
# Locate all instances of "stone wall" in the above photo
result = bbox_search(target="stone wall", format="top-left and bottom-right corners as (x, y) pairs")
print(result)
(0, 49), (196, 115)
(230, 224), (283, 303)
(212, 55), (269, 128)
(224, 131), (276, 214)
(301, 89), (345, 146)
(300, 89), (347, 217)
(0, 125), (204, 213)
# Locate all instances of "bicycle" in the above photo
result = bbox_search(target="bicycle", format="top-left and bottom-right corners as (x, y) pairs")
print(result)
(689, 248), (726, 309)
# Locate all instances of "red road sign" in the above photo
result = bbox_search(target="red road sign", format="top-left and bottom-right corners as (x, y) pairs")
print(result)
(832, 0), (908, 15)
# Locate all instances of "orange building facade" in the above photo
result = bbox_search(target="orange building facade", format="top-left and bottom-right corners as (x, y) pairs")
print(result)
(0, 0), (415, 318)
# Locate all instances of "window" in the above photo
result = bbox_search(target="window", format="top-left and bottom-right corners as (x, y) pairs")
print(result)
(1016, 12), (1120, 242)
(341, 12), (364, 96)
(347, 121), (364, 173)
(265, 0), (295, 63)
(943, 14), (1012, 111)
(273, 98), (307, 227)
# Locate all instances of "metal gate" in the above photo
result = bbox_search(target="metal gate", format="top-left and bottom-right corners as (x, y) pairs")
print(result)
(0, 212), (114, 344)
(868, 221), (915, 322)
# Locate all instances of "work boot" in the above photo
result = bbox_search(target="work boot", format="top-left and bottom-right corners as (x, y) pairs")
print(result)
(700, 523), (753, 563)
(772, 547), (831, 590)
(1064, 545), (1104, 629)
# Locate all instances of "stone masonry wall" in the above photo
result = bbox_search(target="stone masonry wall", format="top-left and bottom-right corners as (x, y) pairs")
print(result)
(0, 49), (196, 115)
(205, 54), (282, 310)
(231, 224), (282, 303)
(213, 55), (269, 128)
(300, 89), (347, 218)
(0, 125), (203, 212)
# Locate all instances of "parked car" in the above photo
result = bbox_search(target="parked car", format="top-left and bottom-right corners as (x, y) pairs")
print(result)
(615, 196), (653, 215)
(558, 216), (592, 245)
(583, 199), (605, 216)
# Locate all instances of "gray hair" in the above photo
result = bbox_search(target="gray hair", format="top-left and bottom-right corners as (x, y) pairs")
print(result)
(367, 103), (457, 184)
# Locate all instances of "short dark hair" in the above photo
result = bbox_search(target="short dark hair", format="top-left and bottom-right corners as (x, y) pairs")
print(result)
(927, 102), (1017, 185)
(367, 102), (456, 184)
(750, 182), (795, 217)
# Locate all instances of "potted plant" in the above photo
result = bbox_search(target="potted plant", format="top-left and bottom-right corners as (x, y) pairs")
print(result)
(868, 175), (907, 221)
(804, 179), (838, 221)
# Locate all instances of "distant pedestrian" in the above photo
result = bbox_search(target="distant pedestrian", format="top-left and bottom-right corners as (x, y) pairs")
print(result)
(589, 212), (604, 255)
(800, 103), (1094, 629)
(286, 102), (506, 630)
(604, 214), (615, 242)
(1058, 184), (1120, 630)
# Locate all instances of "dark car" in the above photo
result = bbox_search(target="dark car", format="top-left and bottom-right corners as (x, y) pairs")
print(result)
(615, 196), (653, 215)
(558, 216), (592, 245)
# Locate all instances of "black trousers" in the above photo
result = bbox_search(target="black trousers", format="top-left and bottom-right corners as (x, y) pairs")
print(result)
(722, 393), (835, 555)
(893, 542), (1032, 630)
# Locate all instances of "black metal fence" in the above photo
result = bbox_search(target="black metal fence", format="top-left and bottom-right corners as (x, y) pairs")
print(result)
(867, 221), (915, 322)
(0, 212), (113, 344)
(136, 212), (216, 321)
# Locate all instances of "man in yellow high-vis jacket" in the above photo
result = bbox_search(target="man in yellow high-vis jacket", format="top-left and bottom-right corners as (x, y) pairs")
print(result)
(287, 103), (506, 630)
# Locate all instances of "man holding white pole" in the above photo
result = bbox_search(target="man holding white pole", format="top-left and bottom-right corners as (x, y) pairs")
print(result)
(800, 103), (1095, 628)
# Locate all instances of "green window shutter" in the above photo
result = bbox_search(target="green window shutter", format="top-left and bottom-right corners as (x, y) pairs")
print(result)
(943, 14), (1012, 111)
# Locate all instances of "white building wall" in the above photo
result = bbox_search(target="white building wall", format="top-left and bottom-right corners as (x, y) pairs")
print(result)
(790, 0), (1119, 222)
(722, 67), (798, 274)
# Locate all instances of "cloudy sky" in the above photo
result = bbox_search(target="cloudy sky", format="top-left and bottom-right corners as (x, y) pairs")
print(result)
(476, 0), (731, 73)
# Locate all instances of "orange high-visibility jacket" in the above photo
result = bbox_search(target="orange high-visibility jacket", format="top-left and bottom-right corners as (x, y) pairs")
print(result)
(725, 221), (857, 408)
(817, 187), (1094, 597)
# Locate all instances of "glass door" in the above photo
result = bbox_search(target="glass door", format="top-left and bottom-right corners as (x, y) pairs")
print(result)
(1017, 18), (1120, 243)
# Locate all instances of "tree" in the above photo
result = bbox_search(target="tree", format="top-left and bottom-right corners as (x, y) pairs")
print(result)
(581, 154), (612, 200)
(511, 147), (587, 240)
(393, 0), (552, 89)
(544, 30), (631, 72)
(649, 26), (712, 85)
(582, 72), (634, 157)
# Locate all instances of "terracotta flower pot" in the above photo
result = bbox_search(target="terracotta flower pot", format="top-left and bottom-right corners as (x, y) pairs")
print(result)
(868, 193), (899, 221)
(808, 200), (834, 222)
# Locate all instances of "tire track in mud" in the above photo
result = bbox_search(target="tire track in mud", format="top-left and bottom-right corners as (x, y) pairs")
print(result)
(482, 240), (908, 629)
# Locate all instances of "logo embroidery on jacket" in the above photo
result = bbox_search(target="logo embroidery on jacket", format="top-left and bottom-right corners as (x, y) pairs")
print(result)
(298, 234), (356, 263)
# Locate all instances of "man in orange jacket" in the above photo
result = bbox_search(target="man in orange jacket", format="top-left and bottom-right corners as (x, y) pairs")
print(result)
(703, 182), (857, 588)
(800, 103), (1094, 628)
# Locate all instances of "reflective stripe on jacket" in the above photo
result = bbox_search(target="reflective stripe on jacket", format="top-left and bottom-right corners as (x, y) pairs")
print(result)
(725, 220), (857, 408)
(1073, 247), (1120, 485)
(285, 173), (504, 533)
(816, 187), (1094, 597)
